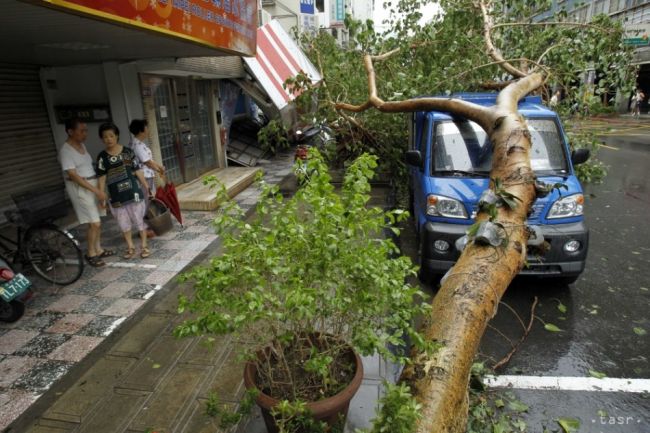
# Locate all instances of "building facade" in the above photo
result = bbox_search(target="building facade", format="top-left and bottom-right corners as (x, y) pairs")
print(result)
(262, 0), (374, 46)
(0, 0), (258, 216)
(533, 0), (650, 112)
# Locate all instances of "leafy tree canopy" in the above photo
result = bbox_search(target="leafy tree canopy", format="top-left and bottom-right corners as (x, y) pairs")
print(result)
(297, 0), (634, 177)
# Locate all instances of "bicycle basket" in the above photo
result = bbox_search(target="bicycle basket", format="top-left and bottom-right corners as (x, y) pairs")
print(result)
(11, 184), (68, 226)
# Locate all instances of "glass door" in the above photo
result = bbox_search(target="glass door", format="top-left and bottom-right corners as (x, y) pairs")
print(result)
(173, 78), (198, 182)
(145, 76), (218, 184)
(191, 80), (218, 174)
(150, 76), (183, 185)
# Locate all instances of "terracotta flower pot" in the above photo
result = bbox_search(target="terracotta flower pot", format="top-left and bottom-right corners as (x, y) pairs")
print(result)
(243, 343), (364, 433)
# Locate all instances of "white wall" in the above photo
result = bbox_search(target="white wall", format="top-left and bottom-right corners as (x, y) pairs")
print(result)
(263, 0), (302, 34)
(41, 64), (109, 158)
(41, 63), (144, 161)
(350, 0), (372, 22)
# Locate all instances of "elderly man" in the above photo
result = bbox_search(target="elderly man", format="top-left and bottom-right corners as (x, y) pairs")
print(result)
(59, 118), (113, 267)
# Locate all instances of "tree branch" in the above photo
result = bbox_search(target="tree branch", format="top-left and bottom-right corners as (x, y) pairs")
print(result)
(535, 44), (560, 68)
(439, 57), (548, 91)
(493, 296), (538, 370)
(497, 72), (545, 112)
(479, 80), (514, 90)
(334, 53), (495, 131)
(479, 0), (526, 78)
(492, 21), (614, 34)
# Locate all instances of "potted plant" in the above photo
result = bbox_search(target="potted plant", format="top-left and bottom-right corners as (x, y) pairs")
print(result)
(174, 150), (431, 432)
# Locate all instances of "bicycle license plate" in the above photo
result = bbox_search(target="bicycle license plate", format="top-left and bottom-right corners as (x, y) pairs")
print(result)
(0, 274), (31, 302)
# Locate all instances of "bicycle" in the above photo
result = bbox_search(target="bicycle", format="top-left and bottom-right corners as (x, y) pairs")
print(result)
(0, 184), (84, 285)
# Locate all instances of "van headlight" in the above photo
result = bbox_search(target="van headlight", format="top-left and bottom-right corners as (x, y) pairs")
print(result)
(426, 194), (468, 219)
(547, 194), (584, 219)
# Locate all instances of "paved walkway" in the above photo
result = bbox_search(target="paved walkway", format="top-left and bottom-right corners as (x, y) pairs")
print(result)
(3, 158), (400, 433)
(0, 152), (295, 431)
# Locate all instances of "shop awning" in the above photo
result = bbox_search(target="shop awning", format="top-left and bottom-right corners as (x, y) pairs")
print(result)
(243, 20), (322, 111)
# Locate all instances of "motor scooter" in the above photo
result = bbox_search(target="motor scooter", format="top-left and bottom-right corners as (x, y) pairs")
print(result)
(292, 122), (335, 181)
(0, 256), (31, 323)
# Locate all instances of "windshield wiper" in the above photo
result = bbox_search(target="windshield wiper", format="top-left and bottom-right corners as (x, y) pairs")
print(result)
(434, 170), (490, 177)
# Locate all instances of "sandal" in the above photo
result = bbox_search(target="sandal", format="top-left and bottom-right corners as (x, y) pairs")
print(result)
(123, 248), (136, 260)
(140, 247), (151, 259)
(85, 254), (106, 268)
(98, 249), (115, 258)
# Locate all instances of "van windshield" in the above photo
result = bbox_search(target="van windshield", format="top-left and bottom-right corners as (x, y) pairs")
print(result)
(431, 118), (568, 176)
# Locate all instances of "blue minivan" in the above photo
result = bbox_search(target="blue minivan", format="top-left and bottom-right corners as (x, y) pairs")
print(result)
(406, 93), (590, 285)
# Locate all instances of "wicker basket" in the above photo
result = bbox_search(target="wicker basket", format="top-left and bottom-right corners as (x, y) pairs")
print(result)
(144, 198), (173, 235)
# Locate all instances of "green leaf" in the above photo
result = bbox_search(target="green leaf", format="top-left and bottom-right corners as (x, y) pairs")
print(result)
(557, 417), (580, 433)
(597, 409), (608, 417)
(589, 369), (607, 379)
(500, 195), (519, 210)
(467, 222), (481, 237)
(544, 323), (563, 332)
(557, 301), (567, 313)
(495, 399), (505, 408)
(513, 419), (527, 432)
(152, 363), (161, 369)
(633, 327), (647, 336)
(507, 399), (529, 413)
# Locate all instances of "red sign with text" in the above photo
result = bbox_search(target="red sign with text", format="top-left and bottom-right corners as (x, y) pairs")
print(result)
(43, 0), (257, 56)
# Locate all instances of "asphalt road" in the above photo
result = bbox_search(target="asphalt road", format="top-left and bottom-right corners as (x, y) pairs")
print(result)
(406, 119), (650, 432)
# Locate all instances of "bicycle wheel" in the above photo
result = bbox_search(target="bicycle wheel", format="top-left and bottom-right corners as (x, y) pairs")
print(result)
(24, 225), (84, 285)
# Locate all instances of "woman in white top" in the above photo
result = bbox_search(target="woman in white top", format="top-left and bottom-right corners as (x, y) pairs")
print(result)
(59, 118), (114, 267)
(129, 119), (165, 196)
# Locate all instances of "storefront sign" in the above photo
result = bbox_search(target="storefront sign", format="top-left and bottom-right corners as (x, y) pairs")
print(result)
(330, 0), (345, 25)
(54, 105), (111, 123)
(300, 13), (317, 35)
(300, 0), (315, 15)
(40, 0), (257, 56)
(624, 24), (650, 47)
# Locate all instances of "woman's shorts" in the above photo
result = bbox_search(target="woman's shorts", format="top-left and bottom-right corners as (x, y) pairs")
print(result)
(65, 179), (106, 224)
(111, 201), (147, 232)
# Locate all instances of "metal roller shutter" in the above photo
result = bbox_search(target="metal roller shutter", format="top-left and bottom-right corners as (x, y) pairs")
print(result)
(175, 56), (245, 78)
(0, 63), (63, 215)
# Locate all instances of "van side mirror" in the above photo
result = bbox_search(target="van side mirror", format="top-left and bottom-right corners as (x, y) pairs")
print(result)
(571, 148), (590, 166)
(405, 150), (422, 167)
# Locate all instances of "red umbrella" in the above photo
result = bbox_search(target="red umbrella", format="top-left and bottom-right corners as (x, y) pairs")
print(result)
(155, 176), (183, 226)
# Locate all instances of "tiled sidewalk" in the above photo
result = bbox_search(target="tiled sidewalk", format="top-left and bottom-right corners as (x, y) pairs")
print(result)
(0, 152), (295, 431)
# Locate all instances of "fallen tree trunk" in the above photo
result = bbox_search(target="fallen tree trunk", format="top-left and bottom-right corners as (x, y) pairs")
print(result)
(398, 76), (543, 433)
(337, 67), (544, 431)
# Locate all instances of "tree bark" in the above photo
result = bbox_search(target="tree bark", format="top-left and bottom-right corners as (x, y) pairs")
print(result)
(336, 65), (545, 431)
(330, 4), (549, 429)
(397, 73), (544, 433)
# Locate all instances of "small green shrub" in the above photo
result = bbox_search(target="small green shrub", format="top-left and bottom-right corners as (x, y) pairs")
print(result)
(175, 150), (431, 425)
(258, 119), (290, 155)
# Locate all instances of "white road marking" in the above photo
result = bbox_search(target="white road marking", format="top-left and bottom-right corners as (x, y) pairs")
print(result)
(484, 375), (650, 393)
(106, 262), (157, 269)
(143, 284), (163, 300)
(102, 317), (127, 336)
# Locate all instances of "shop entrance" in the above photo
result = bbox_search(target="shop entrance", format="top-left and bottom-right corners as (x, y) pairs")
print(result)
(637, 64), (650, 114)
(144, 75), (218, 185)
